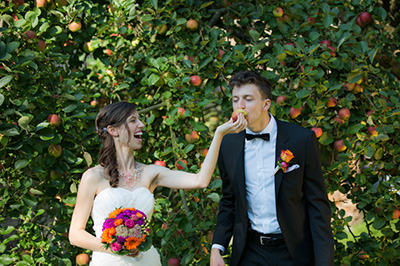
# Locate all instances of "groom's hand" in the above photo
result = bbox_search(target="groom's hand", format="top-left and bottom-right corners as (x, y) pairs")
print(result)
(210, 248), (225, 266)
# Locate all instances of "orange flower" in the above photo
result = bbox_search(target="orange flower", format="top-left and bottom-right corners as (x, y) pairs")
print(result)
(136, 212), (143, 218)
(280, 149), (294, 163)
(108, 208), (122, 218)
(114, 219), (123, 226)
(101, 227), (116, 244)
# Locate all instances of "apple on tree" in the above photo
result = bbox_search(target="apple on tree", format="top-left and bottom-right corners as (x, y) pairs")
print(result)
(185, 131), (199, 144)
(311, 127), (323, 138)
(69, 21), (81, 32)
(231, 108), (247, 122)
(289, 106), (302, 118)
(333, 139), (346, 152)
(326, 97), (337, 107)
(273, 7), (284, 18)
(48, 114), (61, 127)
(338, 108), (351, 120)
(168, 257), (180, 266)
(175, 159), (187, 170)
(190, 75), (202, 86)
(276, 96), (288, 105)
(186, 19), (198, 31)
(48, 144), (63, 158)
(76, 253), (90, 266)
(154, 160), (166, 167)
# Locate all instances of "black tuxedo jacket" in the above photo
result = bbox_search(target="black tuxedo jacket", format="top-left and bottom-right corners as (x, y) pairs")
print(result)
(213, 119), (334, 266)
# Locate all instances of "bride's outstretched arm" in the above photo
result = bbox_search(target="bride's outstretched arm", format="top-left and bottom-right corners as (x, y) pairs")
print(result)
(69, 168), (113, 253)
(151, 114), (247, 190)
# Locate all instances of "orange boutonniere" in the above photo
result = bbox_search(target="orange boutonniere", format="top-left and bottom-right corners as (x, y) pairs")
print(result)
(274, 149), (294, 174)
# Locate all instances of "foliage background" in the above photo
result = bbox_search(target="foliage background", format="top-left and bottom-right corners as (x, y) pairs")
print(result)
(0, 0), (399, 265)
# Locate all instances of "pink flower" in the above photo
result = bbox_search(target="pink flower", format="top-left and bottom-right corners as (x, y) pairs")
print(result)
(130, 214), (139, 221)
(281, 162), (288, 168)
(110, 242), (122, 252)
(125, 219), (135, 228)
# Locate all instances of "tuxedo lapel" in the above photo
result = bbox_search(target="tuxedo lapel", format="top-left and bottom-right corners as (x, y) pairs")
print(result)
(275, 119), (289, 196)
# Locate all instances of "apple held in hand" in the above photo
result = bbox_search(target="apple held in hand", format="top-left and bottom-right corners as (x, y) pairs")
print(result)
(231, 108), (247, 122)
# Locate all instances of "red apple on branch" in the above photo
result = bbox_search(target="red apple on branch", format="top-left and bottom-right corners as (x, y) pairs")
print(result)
(320, 40), (331, 47)
(154, 160), (166, 167)
(190, 75), (202, 86)
(393, 208), (400, 219)
(339, 108), (351, 120)
(48, 144), (63, 158)
(289, 106), (302, 118)
(48, 114), (61, 127)
(333, 117), (344, 124)
(175, 159), (187, 170)
(185, 131), (199, 144)
(326, 97), (337, 107)
(36, 0), (46, 8)
(311, 127), (323, 138)
(37, 40), (46, 51)
(367, 126), (378, 137)
(343, 83), (355, 91)
(24, 30), (37, 40)
(76, 253), (90, 266)
(177, 107), (186, 118)
(333, 139), (346, 152)
(186, 19), (198, 31)
(168, 257), (180, 266)
(276, 96), (288, 105)
(273, 7), (284, 18)
(69, 21), (81, 32)
(217, 49), (225, 60)
(231, 108), (247, 122)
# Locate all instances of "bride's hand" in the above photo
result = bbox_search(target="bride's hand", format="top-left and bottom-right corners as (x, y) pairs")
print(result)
(127, 249), (140, 257)
(215, 113), (248, 136)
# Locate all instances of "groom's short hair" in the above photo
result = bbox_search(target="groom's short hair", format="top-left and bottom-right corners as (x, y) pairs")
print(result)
(229, 70), (273, 100)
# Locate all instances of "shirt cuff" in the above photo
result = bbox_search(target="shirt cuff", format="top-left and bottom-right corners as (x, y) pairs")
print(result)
(211, 244), (225, 254)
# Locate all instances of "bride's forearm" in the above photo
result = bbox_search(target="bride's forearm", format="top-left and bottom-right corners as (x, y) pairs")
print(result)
(69, 229), (112, 254)
(195, 128), (225, 188)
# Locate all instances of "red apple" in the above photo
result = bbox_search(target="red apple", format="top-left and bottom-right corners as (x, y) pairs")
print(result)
(24, 30), (37, 40)
(201, 148), (208, 157)
(217, 49), (225, 60)
(276, 96), (288, 105)
(393, 208), (400, 220)
(177, 107), (186, 118)
(190, 75), (202, 86)
(289, 106), (302, 118)
(311, 127), (323, 138)
(48, 144), (63, 158)
(273, 7), (284, 18)
(343, 83), (355, 91)
(353, 84), (363, 94)
(186, 19), (198, 31)
(168, 257), (180, 266)
(154, 160), (166, 167)
(333, 139), (346, 152)
(36, 0), (46, 7)
(69, 21), (81, 32)
(175, 159), (187, 170)
(48, 114), (61, 127)
(11, 13), (19, 21)
(104, 48), (112, 56)
(90, 100), (98, 107)
(327, 46), (336, 56)
(333, 117), (344, 124)
(320, 40), (331, 47)
(356, 16), (364, 27)
(306, 17), (316, 24)
(83, 41), (95, 53)
(12, 0), (24, 7)
(367, 126), (378, 137)
(367, 110), (374, 116)
(359, 12), (372, 25)
(161, 223), (169, 230)
(326, 97), (337, 107)
(76, 253), (90, 266)
(157, 24), (168, 35)
(185, 131), (199, 144)
(338, 108), (351, 120)
(37, 40), (46, 51)
(231, 108), (248, 122)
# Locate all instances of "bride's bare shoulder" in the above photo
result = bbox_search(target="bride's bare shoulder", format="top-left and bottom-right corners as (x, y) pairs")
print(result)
(81, 165), (107, 184)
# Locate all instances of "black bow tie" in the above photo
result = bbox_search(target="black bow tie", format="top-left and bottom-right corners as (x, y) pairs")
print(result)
(245, 133), (270, 141)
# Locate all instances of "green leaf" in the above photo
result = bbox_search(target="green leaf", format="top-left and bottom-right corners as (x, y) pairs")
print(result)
(346, 124), (364, 134)
(18, 116), (30, 130)
(0, 226), (15, 235)
(249, 29), (260, 42)
(21, 194), (37, 207)
(0, 93), (4, 106)
(29, 188), (43, 195)
(6, 41), (20, 52)
(25, 11), (39, 28)
(200, 1), (214, 9)
(150, 0), (157, 10)
(198, 56), (213, 69)
(207, 192), (220, 203)
(376, 7), (387, 21)
(0, 254), (13, 265)
(0, 75), (13, 89)
(184, 144), (194, 153)
(0, 128), (19, 136)
(296, 89), (312, 99)
(63, 104), (77, 113)
(334, 231), (348, 240)
(323, 14), (333, 28)
(15, 159), (29, 170)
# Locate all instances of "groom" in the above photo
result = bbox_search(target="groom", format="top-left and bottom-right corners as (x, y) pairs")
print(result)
(210, 71), (334, 266)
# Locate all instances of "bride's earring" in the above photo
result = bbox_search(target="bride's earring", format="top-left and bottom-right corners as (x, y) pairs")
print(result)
(116, 136), (119, 141)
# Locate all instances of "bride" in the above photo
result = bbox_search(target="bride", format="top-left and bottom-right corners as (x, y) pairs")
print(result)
(69, 101), (247, 265)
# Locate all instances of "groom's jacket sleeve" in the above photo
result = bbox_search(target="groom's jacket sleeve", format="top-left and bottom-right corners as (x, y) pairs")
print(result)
(212, 140), (235, 249)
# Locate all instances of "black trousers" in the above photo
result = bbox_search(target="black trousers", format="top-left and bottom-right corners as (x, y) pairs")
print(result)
(238, 234), (295, 266)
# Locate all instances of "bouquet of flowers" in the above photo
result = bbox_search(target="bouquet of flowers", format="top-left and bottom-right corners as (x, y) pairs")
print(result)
(101, 207), (151, 255)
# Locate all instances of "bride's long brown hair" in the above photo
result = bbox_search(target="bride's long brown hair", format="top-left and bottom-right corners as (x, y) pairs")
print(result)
(95, 101), (138, 187)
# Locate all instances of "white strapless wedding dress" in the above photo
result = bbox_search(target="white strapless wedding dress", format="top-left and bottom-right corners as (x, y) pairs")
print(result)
(90, 187), (161, 265)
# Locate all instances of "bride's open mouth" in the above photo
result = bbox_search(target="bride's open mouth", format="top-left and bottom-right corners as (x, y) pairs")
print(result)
(134, 131), (142, 141)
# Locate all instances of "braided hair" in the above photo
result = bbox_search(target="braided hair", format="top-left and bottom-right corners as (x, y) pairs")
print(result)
(95, 101), (137, 187)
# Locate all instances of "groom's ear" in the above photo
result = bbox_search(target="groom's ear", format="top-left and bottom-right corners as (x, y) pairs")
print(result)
(263, 98), (271, 111)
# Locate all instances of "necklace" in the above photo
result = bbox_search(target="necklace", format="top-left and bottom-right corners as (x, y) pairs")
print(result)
(118, 163), (142, 189)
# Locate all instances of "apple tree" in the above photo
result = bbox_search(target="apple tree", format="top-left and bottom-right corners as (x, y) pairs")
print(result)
(0, 0), (399, 265)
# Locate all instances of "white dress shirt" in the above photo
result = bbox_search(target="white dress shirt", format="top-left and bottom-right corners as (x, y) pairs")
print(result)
(244, 114), (281, 234)
(212, 114), (281, 253)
